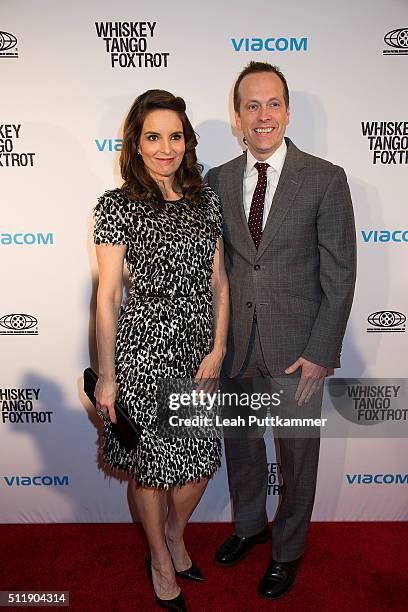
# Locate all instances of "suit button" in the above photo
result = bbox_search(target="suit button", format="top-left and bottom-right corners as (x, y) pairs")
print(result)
(246, 301), (253, 308)
(254, 264), (260, 271)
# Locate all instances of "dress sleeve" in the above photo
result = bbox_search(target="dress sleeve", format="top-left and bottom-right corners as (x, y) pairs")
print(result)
(93, 191), (128, 245)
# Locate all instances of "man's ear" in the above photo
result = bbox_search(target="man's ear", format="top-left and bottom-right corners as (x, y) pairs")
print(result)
(235, 111), (242, 131)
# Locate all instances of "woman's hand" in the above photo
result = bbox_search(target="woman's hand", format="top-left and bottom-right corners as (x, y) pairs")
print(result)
(195, 347), (226, 394)
(196, 347), (225, 379)
(95, 376), (118, 424)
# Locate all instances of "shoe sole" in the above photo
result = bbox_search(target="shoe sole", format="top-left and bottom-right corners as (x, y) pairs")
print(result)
(214, 533), (271, 567)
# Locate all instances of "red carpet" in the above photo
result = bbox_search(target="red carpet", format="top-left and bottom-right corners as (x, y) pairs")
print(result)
(1, 523), (407, 611)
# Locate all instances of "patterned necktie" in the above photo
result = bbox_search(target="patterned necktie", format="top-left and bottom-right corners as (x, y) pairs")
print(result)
(248, 162), (269, 249)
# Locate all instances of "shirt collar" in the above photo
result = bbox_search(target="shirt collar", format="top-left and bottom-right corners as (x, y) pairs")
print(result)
(245, 139), (287, 176)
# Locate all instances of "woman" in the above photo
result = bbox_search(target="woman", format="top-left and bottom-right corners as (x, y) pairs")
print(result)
(93, 89), (229, 611)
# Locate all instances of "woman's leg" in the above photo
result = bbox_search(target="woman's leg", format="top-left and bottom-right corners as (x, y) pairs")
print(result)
(132, 484), (180, 600)
(166, 478), (209, 571)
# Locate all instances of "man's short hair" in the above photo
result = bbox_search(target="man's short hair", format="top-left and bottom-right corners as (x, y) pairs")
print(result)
(233, 61), (290, 112)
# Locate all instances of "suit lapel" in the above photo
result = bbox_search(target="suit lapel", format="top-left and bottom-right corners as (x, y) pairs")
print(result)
(257, 139), (305, 258)
(224, 152), (257, 254)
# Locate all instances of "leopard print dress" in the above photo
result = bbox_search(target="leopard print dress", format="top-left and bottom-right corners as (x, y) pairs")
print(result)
(93, 187), (222, 488)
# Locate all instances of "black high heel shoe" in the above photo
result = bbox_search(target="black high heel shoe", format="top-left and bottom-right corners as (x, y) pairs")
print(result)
(165, 535), (204, 582)
(174, 560), (204, 583)
(146, 556), (187, 612)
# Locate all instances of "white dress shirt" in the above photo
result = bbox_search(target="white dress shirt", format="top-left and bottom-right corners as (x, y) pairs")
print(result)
(243, 139), (287, 230)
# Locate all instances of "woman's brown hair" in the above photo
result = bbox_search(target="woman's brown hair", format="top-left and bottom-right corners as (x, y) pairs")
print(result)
(120, 89), (203, 207)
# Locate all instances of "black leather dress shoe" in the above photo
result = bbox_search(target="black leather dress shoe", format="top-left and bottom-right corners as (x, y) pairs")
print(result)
(214, 526), (270, 566)
(146, 556), (187, 611)
(174, 560), (204, 582)
(257, 557), (301, 600)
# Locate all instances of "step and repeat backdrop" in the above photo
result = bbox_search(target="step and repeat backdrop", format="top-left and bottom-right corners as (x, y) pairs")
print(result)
(1, 0), (407, 522)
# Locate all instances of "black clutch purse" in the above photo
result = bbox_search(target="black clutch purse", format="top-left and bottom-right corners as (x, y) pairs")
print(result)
(83, 367), (141, 451)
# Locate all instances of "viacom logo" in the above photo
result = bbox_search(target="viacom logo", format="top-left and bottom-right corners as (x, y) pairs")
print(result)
(0, 314), (38, 335)
(360, 229), (408, 243)
(383, 28), (408, 55)
(1, 475), (69, 487)
(95, 138), (122, 152)
(367, 311), (406, 333)
(95, 21), (169, 68)
(0, 31), (18, 58)
(0, 388), (53, 424)
(0, 232), (53, 245)
(231, 36), (307, 53)
(267, 462), (283, 495)
(346, 473), (408, 484)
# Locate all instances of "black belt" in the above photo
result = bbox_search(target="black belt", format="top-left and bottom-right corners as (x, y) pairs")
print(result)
(131, 290), (206, 299)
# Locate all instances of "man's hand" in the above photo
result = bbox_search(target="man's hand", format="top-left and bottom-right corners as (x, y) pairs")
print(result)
(285, 357), (327, 406)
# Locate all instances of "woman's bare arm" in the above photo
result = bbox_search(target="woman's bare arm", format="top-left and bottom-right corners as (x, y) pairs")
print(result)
(94, 243), (127, 423)
(196, 237), (229, 380)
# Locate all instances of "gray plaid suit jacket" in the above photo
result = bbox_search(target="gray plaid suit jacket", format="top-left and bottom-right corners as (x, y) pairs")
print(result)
(206, 138), (357, 377)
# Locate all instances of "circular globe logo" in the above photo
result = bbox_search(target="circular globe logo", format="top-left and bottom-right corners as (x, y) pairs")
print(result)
(384, 28), (408, 49)
(0, 313), (37, 330)
(367, 311), (406, 328)
(0, 31), (17, 52)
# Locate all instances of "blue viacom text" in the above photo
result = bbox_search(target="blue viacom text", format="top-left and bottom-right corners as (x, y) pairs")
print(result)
(231, 36), (307, 52)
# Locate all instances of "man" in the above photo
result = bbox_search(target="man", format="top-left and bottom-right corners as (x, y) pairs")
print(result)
(205, 62), (356, 599)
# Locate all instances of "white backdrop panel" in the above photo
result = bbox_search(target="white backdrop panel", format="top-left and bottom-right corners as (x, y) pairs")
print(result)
(1, 0), (407, 522)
